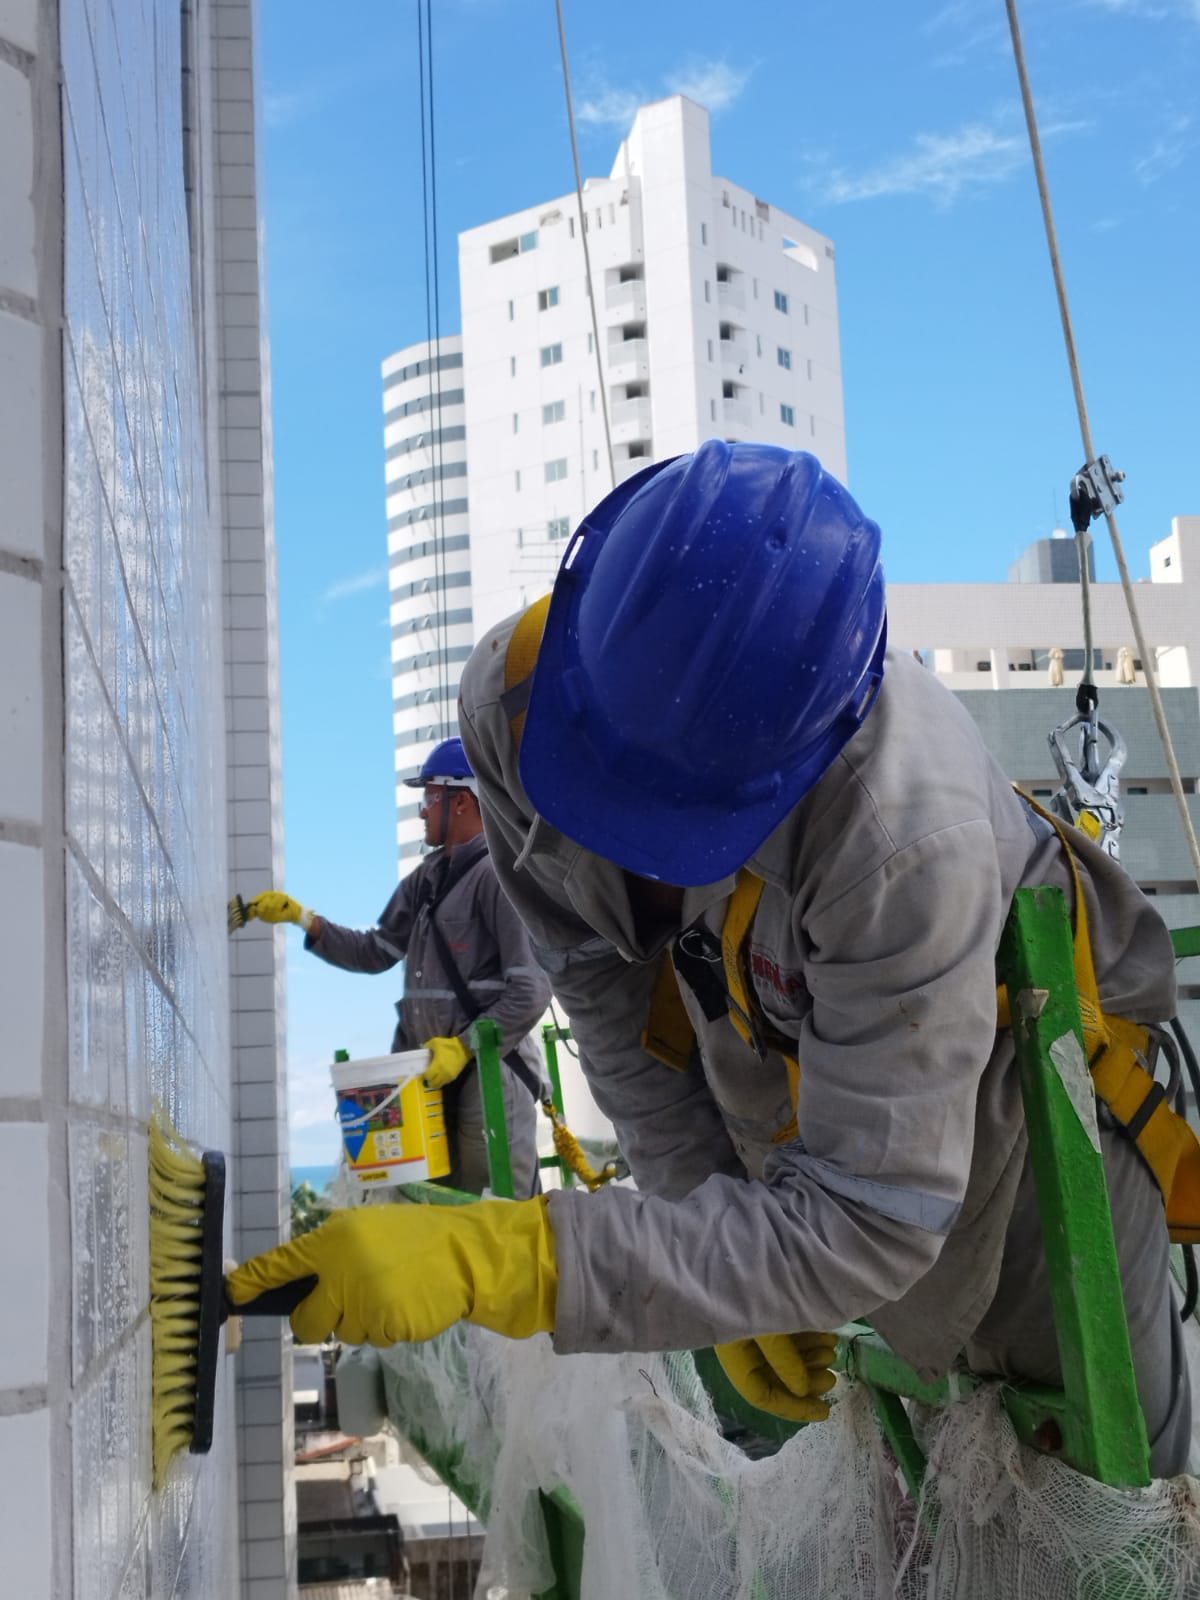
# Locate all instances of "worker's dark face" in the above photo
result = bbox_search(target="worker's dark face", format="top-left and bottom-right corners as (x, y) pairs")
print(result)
(419, 785), (448, 846)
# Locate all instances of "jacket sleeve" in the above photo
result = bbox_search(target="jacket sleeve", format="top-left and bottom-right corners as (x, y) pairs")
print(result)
(465, 865), (553, 1050)
(304, 878), (416, 975)
(547, 820), (1009, 1355)
(458, 669), (744, 1200)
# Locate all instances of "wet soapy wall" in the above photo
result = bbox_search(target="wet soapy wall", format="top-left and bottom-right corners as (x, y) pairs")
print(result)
(4, 1), (287, 1593)
(60, 0), (239, 1593)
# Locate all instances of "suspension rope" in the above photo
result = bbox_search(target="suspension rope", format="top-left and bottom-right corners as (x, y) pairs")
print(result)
(554, 0), (615, 492)
(417, 0), (451, 737)
(1004, 0), (1200, 889)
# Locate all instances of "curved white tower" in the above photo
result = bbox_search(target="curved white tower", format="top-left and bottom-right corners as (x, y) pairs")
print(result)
(383, 336), (473, 869)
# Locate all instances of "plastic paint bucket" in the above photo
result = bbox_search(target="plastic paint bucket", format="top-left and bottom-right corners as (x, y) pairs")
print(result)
(331, 1049), (451, 1189)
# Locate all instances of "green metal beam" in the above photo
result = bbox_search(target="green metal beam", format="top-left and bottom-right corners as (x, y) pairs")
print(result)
(471, 1016), (516, 1199)
(998, 886), (1151, 1486)
(1171, 925), (1200, 961)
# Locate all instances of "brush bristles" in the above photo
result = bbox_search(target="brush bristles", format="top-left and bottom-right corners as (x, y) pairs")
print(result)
(227, 895), (248, 934)
(149, 1113), (208, 1490)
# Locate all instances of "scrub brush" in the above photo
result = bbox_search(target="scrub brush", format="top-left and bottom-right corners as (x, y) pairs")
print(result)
(149, 1110), (316, 1489)
(227, 893), (249, 934)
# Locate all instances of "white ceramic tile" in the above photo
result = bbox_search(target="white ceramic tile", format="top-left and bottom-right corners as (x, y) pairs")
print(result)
(239, 1422), (283, 1466)
(0, 61), (35, 299)
(0, 312), (43, 560)
(0, 570), (43, 823)
(0, 1124), (48, 1387)
(0, 1410), (52, 1600)
(237, 1118), (280, 1158)
(243, 1500), (284, 1541)
(0, 841), (43, 1095)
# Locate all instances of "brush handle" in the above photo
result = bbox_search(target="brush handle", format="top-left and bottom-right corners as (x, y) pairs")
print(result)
(225, 1275), (318, 1318)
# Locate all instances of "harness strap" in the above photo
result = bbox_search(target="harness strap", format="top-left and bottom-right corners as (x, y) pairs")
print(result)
(502, 593), (551, 742)
(1003, 791), (1200, 1243)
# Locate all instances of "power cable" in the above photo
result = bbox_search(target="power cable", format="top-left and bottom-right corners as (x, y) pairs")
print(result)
(416, 0), (452, 740)
(553, 0), (615, 491)
(1005, 0), (1200, 890)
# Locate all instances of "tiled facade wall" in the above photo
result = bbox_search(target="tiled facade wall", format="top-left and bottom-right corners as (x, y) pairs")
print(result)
(212, 1), (296, 1595)
(0, 0), (289, 1596)
(0, 4), (55, 1596)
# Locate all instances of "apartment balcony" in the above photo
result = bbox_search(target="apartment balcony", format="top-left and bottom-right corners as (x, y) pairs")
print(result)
(610, 395), (652, 442)
(720, 331), (750, 370)
(716, 279), (745, 312)
(615, 456), (653, 485)
(607, 338), (650, 384)
(722, 397), (753, 428)
(605, 279), (646, 317)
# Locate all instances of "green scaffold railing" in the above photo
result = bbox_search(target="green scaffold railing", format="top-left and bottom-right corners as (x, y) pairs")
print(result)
(379, 896), (1200, 1600)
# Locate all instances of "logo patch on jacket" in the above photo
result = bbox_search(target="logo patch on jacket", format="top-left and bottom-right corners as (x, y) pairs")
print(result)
(751, 950), (805, 1002)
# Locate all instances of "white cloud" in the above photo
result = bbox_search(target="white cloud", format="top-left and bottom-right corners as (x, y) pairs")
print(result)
(666, 60), (752, 113)
(1083, 0), (1200, 19)
(321, 565), (389, 603)
(263, 88), (318, 130)
(576, 84), (647, 129)
(1134, 112), (1195, 183)
(577, 58), (752, 129)
(815, 118), (1088, 207)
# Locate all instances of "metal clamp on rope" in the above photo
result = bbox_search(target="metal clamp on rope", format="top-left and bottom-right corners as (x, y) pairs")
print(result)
(1048, 711), (1127, 861)
(1069, 455), (1126, 531)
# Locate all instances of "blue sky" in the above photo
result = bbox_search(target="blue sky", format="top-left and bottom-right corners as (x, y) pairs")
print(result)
(258, 0), (1200, 1164)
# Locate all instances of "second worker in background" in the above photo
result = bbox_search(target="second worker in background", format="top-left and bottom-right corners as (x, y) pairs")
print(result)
(244, 737), (550, 1196)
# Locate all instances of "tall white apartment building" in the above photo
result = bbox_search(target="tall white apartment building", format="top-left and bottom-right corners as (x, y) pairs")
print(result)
(458, 93), (845, 635)
(386, 93), (845, 869)
(383, 337), (472, 862)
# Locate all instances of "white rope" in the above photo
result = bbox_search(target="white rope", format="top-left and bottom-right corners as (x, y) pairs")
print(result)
(1005, 0), (1200, 890)
(554, 0), (615, 492)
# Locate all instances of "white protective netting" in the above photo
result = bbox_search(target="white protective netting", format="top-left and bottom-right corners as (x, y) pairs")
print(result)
(376, 1318), (1200, 1600)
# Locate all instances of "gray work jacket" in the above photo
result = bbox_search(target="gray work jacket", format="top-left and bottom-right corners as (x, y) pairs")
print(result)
(459, 624), (1177, 1378)
(305, 834), (551, 1081)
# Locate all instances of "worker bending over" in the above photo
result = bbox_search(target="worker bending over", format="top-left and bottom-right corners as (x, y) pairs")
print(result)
(232, 443), (1191, 1476)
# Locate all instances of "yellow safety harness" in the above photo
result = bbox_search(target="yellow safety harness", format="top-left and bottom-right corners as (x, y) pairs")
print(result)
(503, 599), (1200, 1239)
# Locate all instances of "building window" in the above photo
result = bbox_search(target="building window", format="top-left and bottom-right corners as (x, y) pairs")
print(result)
(568, 216), (575, 238)
(540, 343), (563, 367)
(510, 355), (517, 376)
(711, 399), (717, 421)
(545, 458), (568, 483)
(508, 300), (514, 321)
(592, 448), (599, 470)
(701, 222), (708, 246)
(590, 390), (596, 412)
(704, 281), (711, 303)
(491, 231), (538, 263)
(774, 289), (789, 313)
(515, 469), (521, 490)
(780, 404), (795, 426)
(756, 335), (762, 357)
(538, 286), (560, 310)
(587, 331), (594, 354)
(548, 516), (571, 539)
(777, 347), (791, 370)
(512, 413), (519, 433)
(543, 400), (565, 424)
(519, 229), (538, 252)
(707, 339), (714, 362)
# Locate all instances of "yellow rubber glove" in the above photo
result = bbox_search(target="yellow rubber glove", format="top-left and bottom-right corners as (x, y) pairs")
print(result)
(226, 1196), (558, 1347)
(714, 1331), (838, 1424)
(423, 1034), (472, 1088)
(245, 890), (315, 931)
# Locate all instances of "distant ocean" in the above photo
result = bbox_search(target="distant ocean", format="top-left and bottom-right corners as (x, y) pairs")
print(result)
(291, 1163), (337, 1195)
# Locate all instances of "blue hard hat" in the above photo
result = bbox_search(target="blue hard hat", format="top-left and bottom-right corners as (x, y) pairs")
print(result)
(403, 736), (477, 792)
(518, 441), (886, 885)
